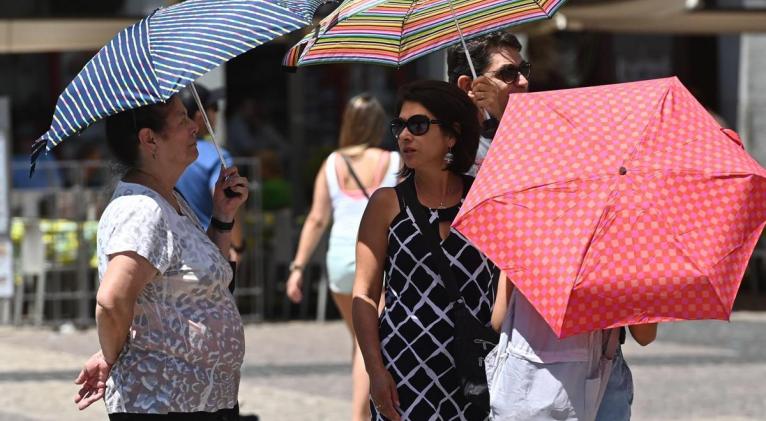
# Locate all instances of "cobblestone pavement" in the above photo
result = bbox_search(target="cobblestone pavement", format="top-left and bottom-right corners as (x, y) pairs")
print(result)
(1, 312), (765, 421)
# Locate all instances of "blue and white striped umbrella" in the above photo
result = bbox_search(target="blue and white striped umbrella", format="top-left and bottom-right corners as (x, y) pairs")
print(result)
(31, 0), (319, 171)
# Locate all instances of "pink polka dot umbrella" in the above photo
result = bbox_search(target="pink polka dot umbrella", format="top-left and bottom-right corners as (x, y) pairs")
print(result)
(453, 76), (766, 338)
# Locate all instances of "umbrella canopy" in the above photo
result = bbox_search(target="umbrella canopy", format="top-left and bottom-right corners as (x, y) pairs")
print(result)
(282, 0), (566, 68)
(31, 0), (317, 170)
(452, 77), (766, 338)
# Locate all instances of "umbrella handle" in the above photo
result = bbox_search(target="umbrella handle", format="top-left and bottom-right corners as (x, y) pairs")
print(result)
(189, 82), (241, 198)
(448, 0), (492, 122)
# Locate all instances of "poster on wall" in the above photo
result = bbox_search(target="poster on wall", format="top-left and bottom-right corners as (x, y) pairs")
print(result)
(0, 238), (12, 299)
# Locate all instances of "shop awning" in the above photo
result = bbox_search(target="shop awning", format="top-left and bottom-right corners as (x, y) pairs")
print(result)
(0, 19), (135, 53)
(2, 1), (765, 54)
(527, 0), (766, 34)
(0, 16), (296, 54)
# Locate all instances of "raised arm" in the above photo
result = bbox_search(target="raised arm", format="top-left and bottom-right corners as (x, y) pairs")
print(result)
(352, 188), (401, 421)
(628, 323), (658, 346)
(286, 160), (332, 303)
(207, 166), (249, 254)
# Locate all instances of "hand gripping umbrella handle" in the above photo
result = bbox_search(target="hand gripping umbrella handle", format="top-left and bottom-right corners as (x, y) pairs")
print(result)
(188, 82), (240, 198)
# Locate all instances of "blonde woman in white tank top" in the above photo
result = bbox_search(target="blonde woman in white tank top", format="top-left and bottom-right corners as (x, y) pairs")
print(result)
(286, 94), (401, 421)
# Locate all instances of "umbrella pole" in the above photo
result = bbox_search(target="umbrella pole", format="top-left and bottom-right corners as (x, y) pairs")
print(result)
(447, 0), (492, 121)
(189, 82), (228, 169)
(448, 0), (478, 80)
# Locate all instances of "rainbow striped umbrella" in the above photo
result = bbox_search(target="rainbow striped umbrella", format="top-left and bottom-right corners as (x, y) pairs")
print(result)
(283, 0), (566, 68)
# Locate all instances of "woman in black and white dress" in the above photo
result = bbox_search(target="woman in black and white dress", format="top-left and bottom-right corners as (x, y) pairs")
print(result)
(352, 80), (499, 421)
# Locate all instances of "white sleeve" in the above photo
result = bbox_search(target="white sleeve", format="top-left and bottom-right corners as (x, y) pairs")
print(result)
(100, 196), (173, 273)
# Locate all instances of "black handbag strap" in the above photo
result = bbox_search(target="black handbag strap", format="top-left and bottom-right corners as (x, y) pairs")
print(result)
(339, 153), (371, 200)
(398, 176), (463, 302)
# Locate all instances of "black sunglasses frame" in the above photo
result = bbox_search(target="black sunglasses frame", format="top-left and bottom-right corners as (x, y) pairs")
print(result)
(488, 61), (532, 84)
(390, 115), (442, 138)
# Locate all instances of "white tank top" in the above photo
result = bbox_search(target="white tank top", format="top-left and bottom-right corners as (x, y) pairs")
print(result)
(325, 150), (400, 243)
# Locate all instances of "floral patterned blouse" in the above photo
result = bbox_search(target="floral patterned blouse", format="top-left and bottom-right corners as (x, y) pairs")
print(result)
(97, 182), (244, 414)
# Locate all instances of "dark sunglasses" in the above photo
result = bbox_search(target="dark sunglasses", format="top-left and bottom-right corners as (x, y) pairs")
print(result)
(390, 114), (442, 138)
(487, 61), (532, 84)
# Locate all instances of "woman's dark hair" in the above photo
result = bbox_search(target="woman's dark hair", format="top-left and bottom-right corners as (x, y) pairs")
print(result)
(104, 99), (175, 168)
(395, 80), (479, 178)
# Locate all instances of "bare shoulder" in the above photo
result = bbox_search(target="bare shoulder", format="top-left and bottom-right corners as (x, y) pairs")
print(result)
(368, 187), (399, 212)
(363, 187), (401, 227)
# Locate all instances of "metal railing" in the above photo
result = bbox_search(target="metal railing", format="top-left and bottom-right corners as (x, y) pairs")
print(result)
(4, 158), (331, 326)
(4, 156), (765, 325)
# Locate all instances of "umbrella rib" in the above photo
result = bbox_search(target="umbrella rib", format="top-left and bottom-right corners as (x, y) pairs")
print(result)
(621, 78), (724, 172)
(143, 22), (165, 100)
(558, 196), (619, 334)
(651, 189), (740, 320)
(531, 0), (553, 17)
(577, 177), (730, 326)
(571, 194), (616, 288)
(536, 94), (581, 136)
(706, 228), (763, 317)
(621, 85), (672, 168)
(666, 228), (728, 318)
(398, 1), (420, 66)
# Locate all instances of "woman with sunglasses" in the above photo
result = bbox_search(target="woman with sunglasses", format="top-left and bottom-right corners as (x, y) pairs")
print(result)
(352, 80), (499, 420)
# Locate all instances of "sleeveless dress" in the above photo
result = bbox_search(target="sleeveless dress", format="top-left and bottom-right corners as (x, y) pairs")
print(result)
(325, 150), (400, 294)
(374, 175), (499, 421)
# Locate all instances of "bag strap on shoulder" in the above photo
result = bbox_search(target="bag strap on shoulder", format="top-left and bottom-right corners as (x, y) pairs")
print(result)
(399, 176), (462, 302)
(340, 153), (371, 200)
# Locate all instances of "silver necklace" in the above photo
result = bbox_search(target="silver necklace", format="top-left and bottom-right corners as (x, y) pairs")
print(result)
(415, 176), (455, 209)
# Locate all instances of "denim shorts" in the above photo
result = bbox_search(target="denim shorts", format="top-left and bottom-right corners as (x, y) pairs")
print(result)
(595, 346), (634, 421)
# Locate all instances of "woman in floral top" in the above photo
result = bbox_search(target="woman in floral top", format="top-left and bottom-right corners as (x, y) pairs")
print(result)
(73, 94), (249, 420)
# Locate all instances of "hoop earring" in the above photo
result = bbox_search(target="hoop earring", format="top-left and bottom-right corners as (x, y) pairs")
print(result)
(152, 147), (157, 160)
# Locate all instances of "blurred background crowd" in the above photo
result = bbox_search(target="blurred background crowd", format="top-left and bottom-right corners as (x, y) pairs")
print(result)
(1, 0), (765, 326)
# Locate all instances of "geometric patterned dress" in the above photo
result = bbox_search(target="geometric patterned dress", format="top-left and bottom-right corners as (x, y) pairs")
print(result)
(373, 175), (498, 420)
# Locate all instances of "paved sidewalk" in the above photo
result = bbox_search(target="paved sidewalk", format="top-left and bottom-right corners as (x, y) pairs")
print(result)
(1, 313), (765, 420)
(0, 322), (353, 421)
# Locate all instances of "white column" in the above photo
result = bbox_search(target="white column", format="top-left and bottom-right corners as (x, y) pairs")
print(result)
(0, 97), (11, 323)
(737, 34), (766, 164)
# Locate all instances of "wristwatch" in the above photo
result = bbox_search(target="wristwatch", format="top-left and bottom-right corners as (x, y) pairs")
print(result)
(288, 261), (305, 273)
(210, 217), (234, 231)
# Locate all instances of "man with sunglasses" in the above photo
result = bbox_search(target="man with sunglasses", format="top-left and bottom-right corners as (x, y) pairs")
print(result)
(448, 31), (530, 175)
